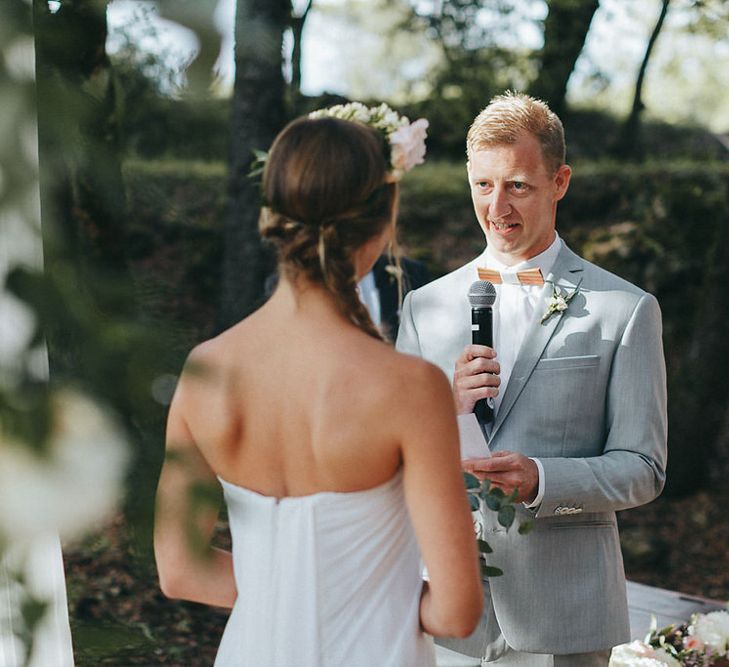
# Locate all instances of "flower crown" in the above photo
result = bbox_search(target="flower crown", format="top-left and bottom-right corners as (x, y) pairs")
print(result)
(308, 102), (429, 180)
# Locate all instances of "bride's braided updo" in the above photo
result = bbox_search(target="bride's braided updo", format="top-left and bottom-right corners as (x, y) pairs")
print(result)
(260, 116), (398, 341)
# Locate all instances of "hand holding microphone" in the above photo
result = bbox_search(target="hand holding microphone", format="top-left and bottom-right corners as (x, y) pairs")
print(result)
(452, 281), (500, 421)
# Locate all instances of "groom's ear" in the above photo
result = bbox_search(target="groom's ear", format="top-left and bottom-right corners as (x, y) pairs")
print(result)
(553, 164), (572, 201)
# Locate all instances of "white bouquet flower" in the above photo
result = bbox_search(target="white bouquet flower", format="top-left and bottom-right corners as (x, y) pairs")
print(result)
(610, 610), (729, 666)
(609, 640), (680, 667)
(691, 611), (729, 653)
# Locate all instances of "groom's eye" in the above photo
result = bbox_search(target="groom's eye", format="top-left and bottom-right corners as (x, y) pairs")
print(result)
(510, 181), (529, 193)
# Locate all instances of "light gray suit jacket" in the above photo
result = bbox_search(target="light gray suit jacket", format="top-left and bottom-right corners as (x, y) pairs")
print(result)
(396, 240), (667, 656)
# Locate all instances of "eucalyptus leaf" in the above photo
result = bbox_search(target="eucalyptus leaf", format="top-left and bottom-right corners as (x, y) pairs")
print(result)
(483, 493), (502, 512)
(463, 472), (480, 489)
(468, 494), (480, 512)
(481, 565), (504, 578)
(518, 520), (534, 535)
(489, 487), (505, 499)
(476, 538), (493, 554)
(497, 504), (516, 528)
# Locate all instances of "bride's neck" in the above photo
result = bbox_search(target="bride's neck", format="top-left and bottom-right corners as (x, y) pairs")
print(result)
(269, 275), (345, 321)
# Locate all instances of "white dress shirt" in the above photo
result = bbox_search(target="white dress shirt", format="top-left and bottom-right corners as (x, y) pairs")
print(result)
(357, 270), (381, 327)
(482, 232), (563, 509)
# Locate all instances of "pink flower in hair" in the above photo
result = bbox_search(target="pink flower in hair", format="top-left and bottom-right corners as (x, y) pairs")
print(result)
(390, 118), (429, 176)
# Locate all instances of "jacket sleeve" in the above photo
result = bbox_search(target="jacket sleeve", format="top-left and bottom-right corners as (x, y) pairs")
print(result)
(535, 292), (668, 517)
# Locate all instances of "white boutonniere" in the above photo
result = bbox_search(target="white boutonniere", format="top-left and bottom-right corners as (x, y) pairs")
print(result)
(384, 263), (402, 282)
(540, 279), (583, 325)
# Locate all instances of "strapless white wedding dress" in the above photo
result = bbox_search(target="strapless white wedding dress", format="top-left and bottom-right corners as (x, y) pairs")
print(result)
(215, 470), (435, 667)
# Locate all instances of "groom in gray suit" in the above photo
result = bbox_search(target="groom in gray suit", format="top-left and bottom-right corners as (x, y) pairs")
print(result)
(396, 92), (667, 666)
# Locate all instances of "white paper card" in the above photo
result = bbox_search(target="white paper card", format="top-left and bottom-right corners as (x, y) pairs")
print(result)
(457, 413), (491, 460)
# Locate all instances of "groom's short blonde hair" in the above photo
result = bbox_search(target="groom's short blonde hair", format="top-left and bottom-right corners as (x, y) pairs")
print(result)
(466, 91), (566, 173)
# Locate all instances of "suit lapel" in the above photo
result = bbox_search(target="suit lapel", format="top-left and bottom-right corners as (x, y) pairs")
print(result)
(488, 244), (585, 441)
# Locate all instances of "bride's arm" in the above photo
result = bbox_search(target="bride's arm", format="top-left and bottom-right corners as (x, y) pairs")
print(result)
(154, 377), (236, 609)
(398, 360), (483, 638)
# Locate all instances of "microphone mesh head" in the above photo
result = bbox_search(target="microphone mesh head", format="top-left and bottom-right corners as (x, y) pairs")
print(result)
(468, 280), (496, 307)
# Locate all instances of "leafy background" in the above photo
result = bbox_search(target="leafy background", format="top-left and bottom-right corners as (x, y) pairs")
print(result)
(2, 0), (729, 664)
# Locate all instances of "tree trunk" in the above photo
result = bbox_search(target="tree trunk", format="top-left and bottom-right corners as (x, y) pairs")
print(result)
(32, 0), (131, 372)
(290, 0), (313, 100)
(529, 0), (600, 119)
(614, 0), (671, 160)
(218, 0), (289, 331)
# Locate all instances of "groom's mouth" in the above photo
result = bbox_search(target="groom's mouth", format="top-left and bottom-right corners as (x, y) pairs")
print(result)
(489, 220), (519, 232)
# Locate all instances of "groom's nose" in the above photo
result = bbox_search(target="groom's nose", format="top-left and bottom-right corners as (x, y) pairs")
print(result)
(489, 184), (511, 220)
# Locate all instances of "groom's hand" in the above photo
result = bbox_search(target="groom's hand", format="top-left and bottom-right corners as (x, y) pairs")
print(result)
(453, 344), (500, 415)
(462, 451), (538, 504)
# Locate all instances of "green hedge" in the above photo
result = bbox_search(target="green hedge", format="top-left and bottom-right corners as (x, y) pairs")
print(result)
(123, 158), (729, 494)
(123, 157), (729, 353)
(398, 161), (729, 343)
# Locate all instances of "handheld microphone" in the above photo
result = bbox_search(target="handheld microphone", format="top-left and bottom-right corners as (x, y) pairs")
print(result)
(468, 280), (496, 424)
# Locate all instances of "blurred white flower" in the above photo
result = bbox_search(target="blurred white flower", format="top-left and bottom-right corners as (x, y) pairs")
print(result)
(3, 35), (35, 82)
(690, 610), (729, 652)
(0, 290), (36, 375)
(608, 640), (680, 667)
(0, 389), (129, 542)
(390, 118), (429, 176)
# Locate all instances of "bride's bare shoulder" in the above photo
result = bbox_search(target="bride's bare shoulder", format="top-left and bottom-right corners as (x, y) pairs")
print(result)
(183, 316), (259, 369)
(176, 325), (245, 396)
(363, 341), (452, 406)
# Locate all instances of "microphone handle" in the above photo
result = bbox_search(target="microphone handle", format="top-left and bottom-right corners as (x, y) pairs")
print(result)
(471, 307), (494, 424)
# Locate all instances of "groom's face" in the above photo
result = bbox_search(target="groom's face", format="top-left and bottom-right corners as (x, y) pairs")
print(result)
(467, 131), (571, 266)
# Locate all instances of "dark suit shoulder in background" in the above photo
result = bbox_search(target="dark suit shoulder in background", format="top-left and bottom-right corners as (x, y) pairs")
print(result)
(373, 255), (431, 339)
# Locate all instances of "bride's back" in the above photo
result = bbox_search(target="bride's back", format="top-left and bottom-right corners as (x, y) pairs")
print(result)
(177, 284), (417, 498)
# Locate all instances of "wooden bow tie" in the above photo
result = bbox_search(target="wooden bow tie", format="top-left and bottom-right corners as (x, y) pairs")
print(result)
(477, 267), (545, 286)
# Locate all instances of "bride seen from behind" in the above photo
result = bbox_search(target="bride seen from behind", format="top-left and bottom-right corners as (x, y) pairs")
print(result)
(154, 115), (483, 666)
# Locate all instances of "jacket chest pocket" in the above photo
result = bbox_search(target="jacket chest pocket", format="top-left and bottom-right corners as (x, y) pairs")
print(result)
(519, 355), (604, 454)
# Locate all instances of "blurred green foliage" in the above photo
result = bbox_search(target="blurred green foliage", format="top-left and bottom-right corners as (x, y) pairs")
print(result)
(120, 155), (729, 295)
(120, 156), (729, 495)
(120, 94), (231, 161)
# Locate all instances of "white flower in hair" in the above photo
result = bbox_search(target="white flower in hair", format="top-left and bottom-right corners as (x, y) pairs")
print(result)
(309, 101), (429, 180)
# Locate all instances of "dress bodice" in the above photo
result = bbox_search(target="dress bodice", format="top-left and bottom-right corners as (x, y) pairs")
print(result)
(214, 470), (435, 667)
